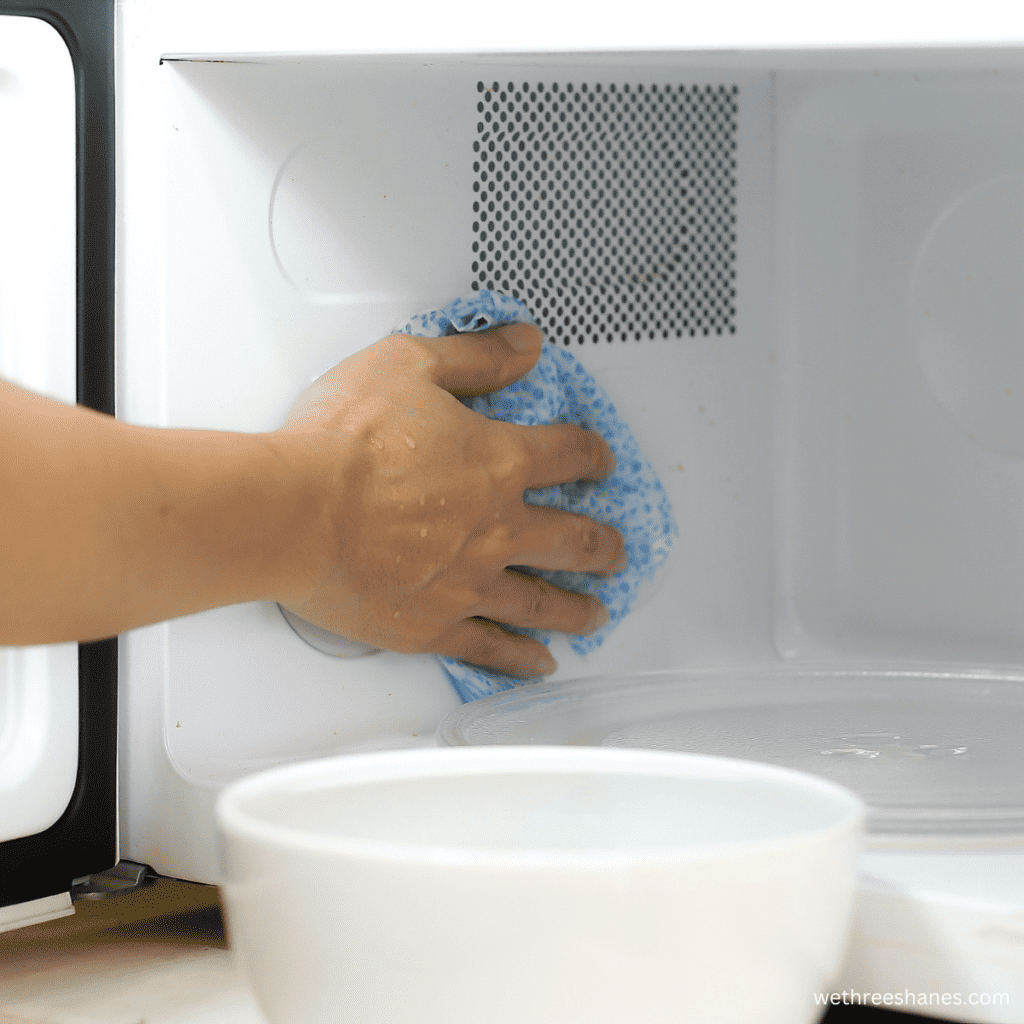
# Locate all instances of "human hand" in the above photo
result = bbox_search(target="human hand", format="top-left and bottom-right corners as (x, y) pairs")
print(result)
(270, 323), (625, 677)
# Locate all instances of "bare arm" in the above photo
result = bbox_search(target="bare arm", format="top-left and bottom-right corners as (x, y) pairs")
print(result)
(0, 323), (624, 676)
(0, 376), (320, 643)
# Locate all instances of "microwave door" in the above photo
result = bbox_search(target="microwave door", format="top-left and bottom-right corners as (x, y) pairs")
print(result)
(0, 0), (116, 930)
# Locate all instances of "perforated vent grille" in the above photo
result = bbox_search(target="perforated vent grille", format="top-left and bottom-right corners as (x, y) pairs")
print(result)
(471, 80), (739, 344)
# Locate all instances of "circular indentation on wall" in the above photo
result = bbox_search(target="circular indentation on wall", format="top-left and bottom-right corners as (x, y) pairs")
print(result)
(908, 173), (1024, 456)
(279, 604), (381, 658)
(270, 136), (397, 304)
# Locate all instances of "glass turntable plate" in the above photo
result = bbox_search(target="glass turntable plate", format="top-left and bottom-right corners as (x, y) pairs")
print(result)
(438, 667), (1024, 842)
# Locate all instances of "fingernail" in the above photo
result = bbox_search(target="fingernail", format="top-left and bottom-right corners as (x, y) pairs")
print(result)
(590, 603), (611, 633)
(587, 433), (616, 479)
(500, 322), (541, 352)
(535, 650), (558, 675)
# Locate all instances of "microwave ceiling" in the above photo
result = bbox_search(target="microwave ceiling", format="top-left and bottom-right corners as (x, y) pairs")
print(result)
(155, 0), (1024, 53)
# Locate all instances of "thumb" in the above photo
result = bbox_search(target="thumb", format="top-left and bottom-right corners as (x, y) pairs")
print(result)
(426, 322), (544, 398)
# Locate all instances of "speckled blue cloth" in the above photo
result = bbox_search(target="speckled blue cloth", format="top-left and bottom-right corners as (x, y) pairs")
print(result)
(396, 291), (677, 702)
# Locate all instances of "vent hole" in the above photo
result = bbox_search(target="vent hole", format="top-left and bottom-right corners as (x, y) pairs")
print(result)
(473, 81), (739, 343)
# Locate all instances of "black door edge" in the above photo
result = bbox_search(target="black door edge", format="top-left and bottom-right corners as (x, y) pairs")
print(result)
(0, 0), (116, 908)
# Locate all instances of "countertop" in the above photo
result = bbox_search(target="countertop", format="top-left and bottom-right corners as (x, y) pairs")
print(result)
(0, 879), (264, 1024)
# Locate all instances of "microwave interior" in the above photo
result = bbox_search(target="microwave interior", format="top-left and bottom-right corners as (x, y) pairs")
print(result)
(117, 46), (1024, 882)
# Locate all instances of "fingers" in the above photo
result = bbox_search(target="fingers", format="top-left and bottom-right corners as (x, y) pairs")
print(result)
(511, 505), (627, 575)
(438, 564), (612, 676)
(476, 569), (610, 635)
(419, 322), (545, 397)
(438, 617), (557, 678)
(377, 329), (616, 488)
(509, 421), (617, 489)
(436, 565), (614, 676)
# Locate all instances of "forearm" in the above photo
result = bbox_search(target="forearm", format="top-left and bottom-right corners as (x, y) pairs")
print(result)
(0, 380), (325, 644)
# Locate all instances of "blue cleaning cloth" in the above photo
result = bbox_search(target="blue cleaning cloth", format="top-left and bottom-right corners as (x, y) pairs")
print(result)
(396, 291), (677, 702)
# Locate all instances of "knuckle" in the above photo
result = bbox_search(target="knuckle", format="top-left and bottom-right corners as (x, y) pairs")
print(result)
(382, 333), (439, 378)
(465, 428), (529, 489)
(527, 584), (550, 622)
(571, 518), (623, 571)
(475, 522), (515, 564)
(492, 437), (530, 487)
(462, 623), (505, 667)
(480, 334), (509, 379)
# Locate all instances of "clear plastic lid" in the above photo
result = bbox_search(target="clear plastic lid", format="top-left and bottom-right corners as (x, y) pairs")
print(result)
(438, 667), (1024, 844)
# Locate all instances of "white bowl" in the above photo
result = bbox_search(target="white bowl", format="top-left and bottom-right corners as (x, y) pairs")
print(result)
(216, 746), (863, 1024)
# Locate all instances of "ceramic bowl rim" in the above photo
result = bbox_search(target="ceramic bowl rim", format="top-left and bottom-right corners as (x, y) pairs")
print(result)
(215, 745), (865, 869)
